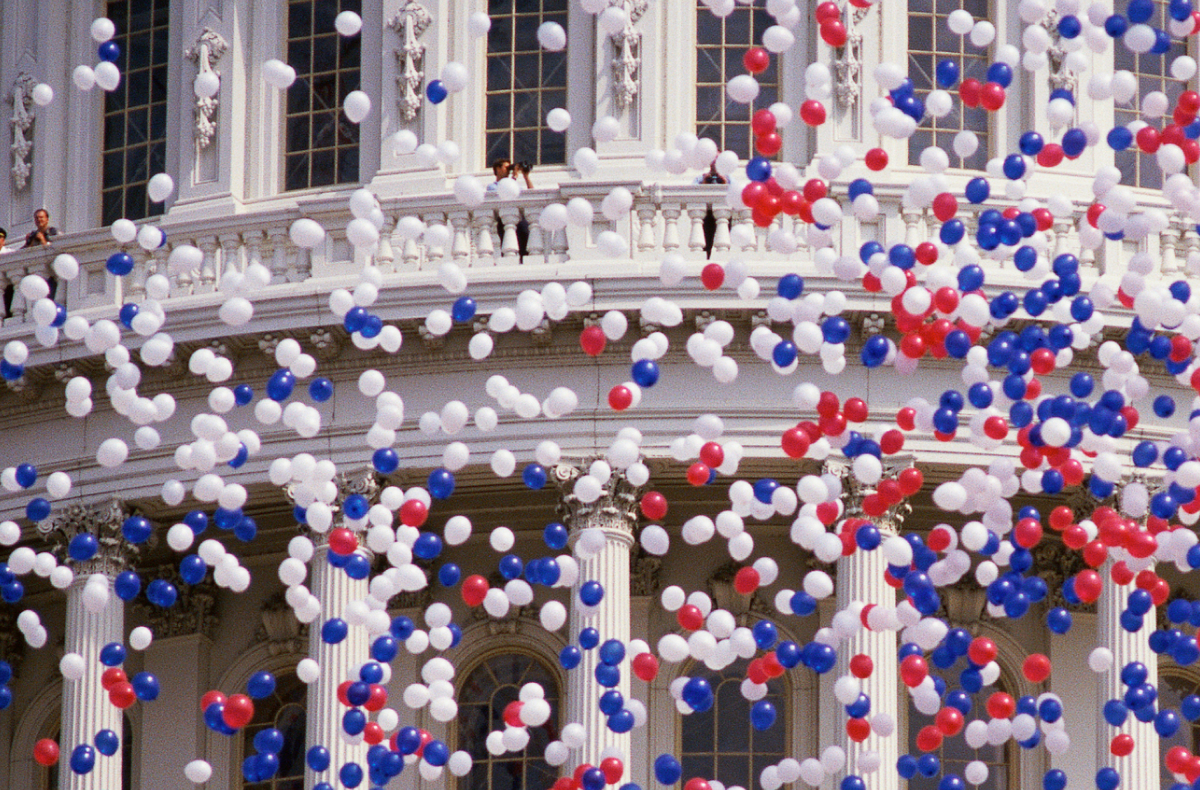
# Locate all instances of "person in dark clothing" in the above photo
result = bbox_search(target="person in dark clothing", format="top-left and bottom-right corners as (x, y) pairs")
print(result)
(24, 208), (57, 248)
(697, 163), (727, 258)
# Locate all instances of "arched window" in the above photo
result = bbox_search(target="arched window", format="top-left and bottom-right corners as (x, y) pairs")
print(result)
(906, 671), (1014, 790)
(907, 0), (991, 170)
(240, 674), (307, 790)
(1160, 670), (1200, 786)
(102, 0), (170, 225)
(485, 0), (569, 168)
(456, 652), (561, 790)
(679, 659), (788, 789)
(696, 2), (780, 158)
(285, 0), (362, 191)
(1113, 0), (1188, 189)
(42, 716), (135, 790)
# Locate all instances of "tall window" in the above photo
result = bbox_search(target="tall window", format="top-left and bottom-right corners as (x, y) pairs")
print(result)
(1113, 0), (1187, 189)
(285, 0), (362, 191)
(42, 717), (134, 790)
(908, 0), (990, 170)
(486, 0), (569, 168)
(907, 674), (1013, 790)
(240, 675), (307, 790)
(696, 3), (780, 158)
(1160, 671), (1200, 786)
(680, 660), (788, 789)
(102, 0), (169, 225)
(457, 653), (560, 790)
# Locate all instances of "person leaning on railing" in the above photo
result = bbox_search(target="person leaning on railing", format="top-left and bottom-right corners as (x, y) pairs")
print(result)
(23, 208), (58, 249)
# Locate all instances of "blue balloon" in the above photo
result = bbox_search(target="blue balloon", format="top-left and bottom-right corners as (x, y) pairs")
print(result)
(95, 728), (119, 756)
(372, 447), (399, 474)
(1095, 768), (1120, 790)
(451, 296), (477, 322)
(681, 676), (714, 711)
(321, 618), (349, 644)
(964, 177), (990, 203)
(339, 762), (364, 788)
(772, 340), (798, 368)
(1156, 708), (1182, 738)
(654, 754), (682, 785)
(308, 377), (334, 402)
(234, 384), (254, 405)
(180, 554), (207, 585)
(935, 60), (960, 87)
(113, 570), (141, 601)
(428, 468), (455, 499)
(631, 359), (659, 387)
(751, 699), (777, 730)
(544, 522), (568, 549)
(68, 532), (99, 561)
(14, 463), (36, 488)
(608, 708), (635, 732)
(426, 80), (448, 103)
(106, 252), (134, 276)
(342, 708), (366, 736)
(600, 639), (626, 666)
(98, 41), (121, 62)
(132, 671), (159, 701)
(100, 642), (126, 667)
(70, 744), (96, 774)
(266, 369), (296, 401)
(247, 671), (277, 699)
(746, 157), (772, 182)
(753, 620), (778, 649)
(523, 463), (547, 490)
(1107, 126), (1132, 150)
(560, 645), (582, 669)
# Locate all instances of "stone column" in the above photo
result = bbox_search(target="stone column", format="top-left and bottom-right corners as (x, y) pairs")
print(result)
(555, 465), (641, 779)
(44, 500), (137, 790)
(1096, 564), (1157, 790)
(829, 462), (900, 790)
(302, 475), (378, 790)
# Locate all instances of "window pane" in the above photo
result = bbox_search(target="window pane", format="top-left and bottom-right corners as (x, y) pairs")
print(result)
(695, 3), (780, 158)
(285, 0), (361, 191)
(485, 0), (568, 165)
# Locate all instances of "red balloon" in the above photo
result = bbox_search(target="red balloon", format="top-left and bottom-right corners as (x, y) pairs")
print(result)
(915, 725), (943, 752)
(899, 654), (928, 687)
(698, 442), (725, 469)
(365, 684), (388, 711)
(687, 462), (712, 486)
(223, 693), (255, 729)
(742, 47), (770, 75)
(462, 575), (490, 606)
(109, 681), (137, 710)
(632, 652), (659, 682)
(608, 385), (633, 411)
(1075, 569), (1103, 602)
(880, 429), (905, 454)
(1167, 745), (1193, 774)
(849, 653), (874, 678)
(751, 109), (777, 136)
(864, 148), (889, 171)
(968, 637), (998, 666)
(363, 722), (385, 745)
(980, 82), (1006, 111)
(820, 20), (848, 47)
(983, 415), (1008, 440)
(800, 100), (827, 126)
(734, 566), (761, 594)
(780, 190), (805, 216)
(553, 779), (577, 790)
(1013, 517), (1043, 548)
(986, 692), (1015, 719)
(337, 680), (353, 706)
(103, 667), (129, 691)
(741, 181), (767, 209)
(701, 263), (725, 290)
(846, 717), (871, 742)
(935, 707), (964, 736)
(1110, 733), (1134, 757)
(579, 325), (607, 356)
(503, 700), (525, 728)
(640, 491), (668, 520)
(677, 604), (704, 631)
(399, 498), (427, 527)
(815, 1), (841, 23)
(684, 779), (712, 790)
(897, 467), (924, 496)
(843, 397), (868, 422)
(781, 428), (810, 458)
(601, 757), (625, 784)
(1023, 653), (1051, 683)
(328, 527), (358, 555)
(755, 131), (783, 156)
(931, 192), (959, 221)
(34, 738), (60, 767)
(1136, 125), (1161, 153)
(958, 79), (982, 108)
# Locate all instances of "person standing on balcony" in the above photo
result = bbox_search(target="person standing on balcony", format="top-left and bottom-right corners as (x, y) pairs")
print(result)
(23, 208), (57, 248)
(695, 163), (726, 259)
(0, 228), (13, 255)
(488, 158), (533, 259)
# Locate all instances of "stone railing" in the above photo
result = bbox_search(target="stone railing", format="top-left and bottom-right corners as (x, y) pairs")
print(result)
(0, 181), (1190, 333)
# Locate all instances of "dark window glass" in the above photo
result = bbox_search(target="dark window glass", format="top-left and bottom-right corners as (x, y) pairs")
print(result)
(285, 0), (361, 191)
(680, 659), (788, 790)
(695, 3), (779, 159)
(241, 675), (307, 790)
(485, 0), (569, 166)
(102, 0), (169, 225)
(457, 653), (561, 790)
(907, 665), (1012, 790)
(907, 0), (990, 170)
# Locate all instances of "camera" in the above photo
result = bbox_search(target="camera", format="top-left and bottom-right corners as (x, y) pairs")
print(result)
(517, 160), (533, 174)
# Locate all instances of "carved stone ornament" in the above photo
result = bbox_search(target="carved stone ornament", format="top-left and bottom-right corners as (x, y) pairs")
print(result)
(284, 468), (381, 546)
(184, 27), (229, 149)
(133, 565), (220, 639)
(253, 590), (310, 656)
(388, 0), (432, 122)
(553, 463), (642, 537)
(833, 6), (869, 113)
(609, 0), (648, 111)
(39, 498), (144, 577)
(823, 455), (913, 534)
(707, 560), (772, 620)
(1032, 539), (1093, 612)
(1038, 10), (1079, 104)
(9, 71), (37, 190)
(630, 545), (662, 597)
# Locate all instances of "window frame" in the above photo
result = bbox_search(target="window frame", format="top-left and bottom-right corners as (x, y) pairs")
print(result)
(236, 673), (308, 790)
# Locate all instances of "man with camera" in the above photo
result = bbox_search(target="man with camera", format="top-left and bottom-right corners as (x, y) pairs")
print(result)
(489, 157), (534, 190)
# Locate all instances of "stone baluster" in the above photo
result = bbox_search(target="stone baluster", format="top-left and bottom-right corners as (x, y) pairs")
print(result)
(901, 209), (922, 249)
(1096, 561), (1157, 790)
(1161, 223), (1180, 276)
(219, 232), (242, 278)
(661, 204), (682, 252)
(8, 264), (29, 323)
(687, 206), (708, 255)
(525, 207), (545, 265)
(549, 223), (570, 263)
(498, 207), (521, 262)
(198, 237), (218, 290)
(425, 219), (448, 269)
(636, 203), (658, 252)
(376, 218), (395, 271)
(0, 268), (11, 323)
(1185, 224), (1200, 277)
(267, 228), (289, 284)
(712, 207), (732, 255)
(244, 229), (263, 276)
(555, 465), (640, 779)
(471, 210), (497, 266)
(735, 209), (756, 251)
(449, 210), (472, 266)
(42, 500), (140, 790)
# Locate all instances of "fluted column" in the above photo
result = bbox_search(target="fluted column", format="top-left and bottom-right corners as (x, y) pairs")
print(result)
(305, 544), (370, 788)
(45, 499), (136, 790)
(1096, 565), (1157, 790)
(557, 466), (641, 778)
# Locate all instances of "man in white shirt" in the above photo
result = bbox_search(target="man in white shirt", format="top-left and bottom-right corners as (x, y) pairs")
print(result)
(0, 228), (13, 254)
